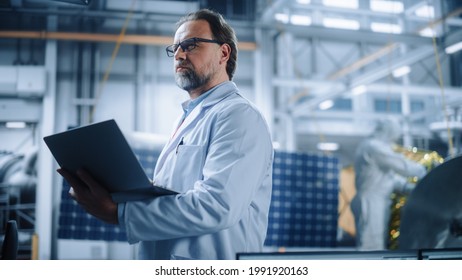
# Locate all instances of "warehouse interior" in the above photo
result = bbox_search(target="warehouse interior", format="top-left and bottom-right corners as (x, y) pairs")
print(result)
(1, 0), (462, 260)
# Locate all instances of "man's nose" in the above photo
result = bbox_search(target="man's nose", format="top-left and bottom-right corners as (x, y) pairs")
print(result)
(174, 47), (186, 60)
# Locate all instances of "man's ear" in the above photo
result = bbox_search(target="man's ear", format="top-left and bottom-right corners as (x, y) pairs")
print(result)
(220, 43), (231, 64)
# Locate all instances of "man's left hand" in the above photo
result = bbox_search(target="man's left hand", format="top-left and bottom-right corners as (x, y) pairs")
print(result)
(57, 168), (119, 225)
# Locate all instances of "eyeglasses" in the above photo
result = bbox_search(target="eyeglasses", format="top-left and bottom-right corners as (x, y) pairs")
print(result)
(166, 37), (224, 57)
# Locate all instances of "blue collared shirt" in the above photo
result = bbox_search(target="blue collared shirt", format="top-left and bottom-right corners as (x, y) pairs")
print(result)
(181, 90), (213, 121)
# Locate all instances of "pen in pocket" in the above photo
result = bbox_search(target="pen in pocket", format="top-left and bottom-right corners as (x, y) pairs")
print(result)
(176, 137), (184, 154)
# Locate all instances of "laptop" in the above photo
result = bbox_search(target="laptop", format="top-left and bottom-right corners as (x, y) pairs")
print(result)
(43, 119), (177, 202)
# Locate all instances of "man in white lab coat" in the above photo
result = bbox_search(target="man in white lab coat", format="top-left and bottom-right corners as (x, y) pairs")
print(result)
(58, 9), (273, 259)
(350, 119), (426, 250)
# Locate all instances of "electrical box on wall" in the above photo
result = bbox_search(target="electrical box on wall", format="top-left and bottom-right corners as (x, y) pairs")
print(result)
(0, 98), (42, 122)
(0, 66), (46, 97)
(17, 66), (46, 97)
(0, 66), (17, 95)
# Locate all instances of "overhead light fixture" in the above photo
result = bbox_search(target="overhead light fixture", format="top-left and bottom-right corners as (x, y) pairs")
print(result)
(323, 18), (360, 30)
(415, 5), (435, 18)
(291, 15), (312, 26)
(319, 99), (334, 110)
(370, 0), (404, 14)
(296, 0), (311, 4)
(5, 121), (27, 129)
(323, 0), (358, 9)
(392, 65), (411, 78)
(275, 13), (289, 24)
(352, 85), (367, 95)
(317, 142), (340, 151)
(445, 42), (462, 54)
(371, 22), (402, 34)
(419, 27), (436, 37)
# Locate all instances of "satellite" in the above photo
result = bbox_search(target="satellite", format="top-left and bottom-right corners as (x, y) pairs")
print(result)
(399, 155), (462, 249)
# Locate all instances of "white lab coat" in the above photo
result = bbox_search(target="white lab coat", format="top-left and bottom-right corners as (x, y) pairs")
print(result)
(350, 138), (426, 250)
(118, 82), (273, 259)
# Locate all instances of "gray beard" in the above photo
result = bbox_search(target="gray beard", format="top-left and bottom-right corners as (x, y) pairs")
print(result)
(175, 69), (210, 92)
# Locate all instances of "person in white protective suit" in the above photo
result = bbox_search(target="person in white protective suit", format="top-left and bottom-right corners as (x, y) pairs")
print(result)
(350, 119), (426, 250)
(58, 9), (273, 259)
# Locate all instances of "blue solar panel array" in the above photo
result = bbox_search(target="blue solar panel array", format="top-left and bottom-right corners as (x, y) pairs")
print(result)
(57, 146), (159, 242)
(264, 151), (339, 247)
(58, 149), (340, 247)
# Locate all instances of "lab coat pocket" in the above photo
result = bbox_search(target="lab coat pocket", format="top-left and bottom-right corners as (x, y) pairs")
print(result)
(171, 145), (206, 191)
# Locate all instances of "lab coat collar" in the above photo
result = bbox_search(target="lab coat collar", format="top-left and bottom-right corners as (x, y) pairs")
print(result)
(180, 81), (238, 110)
(199, 81), (238, 108)
(173, 81), (237, 139)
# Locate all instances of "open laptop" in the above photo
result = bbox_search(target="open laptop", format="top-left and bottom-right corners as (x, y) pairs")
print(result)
(43, 119), (177, 202)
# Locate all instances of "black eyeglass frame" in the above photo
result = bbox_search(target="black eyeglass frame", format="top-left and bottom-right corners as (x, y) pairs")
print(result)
(165, 37), (224, 57)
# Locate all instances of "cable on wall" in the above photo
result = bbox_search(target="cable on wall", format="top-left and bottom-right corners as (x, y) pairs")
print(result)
(89, 0), (137, 123)
(425, 0), (456, 158)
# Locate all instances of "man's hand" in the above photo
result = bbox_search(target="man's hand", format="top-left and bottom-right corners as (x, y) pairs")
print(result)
(57, 168), (119, 225)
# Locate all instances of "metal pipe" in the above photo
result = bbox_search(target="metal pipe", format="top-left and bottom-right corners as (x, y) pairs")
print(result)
(0, 30), (257, 50)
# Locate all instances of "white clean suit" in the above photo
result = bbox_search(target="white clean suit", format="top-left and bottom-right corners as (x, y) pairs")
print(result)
(350, 119), (426, 250)
(118, 81), (273, 259)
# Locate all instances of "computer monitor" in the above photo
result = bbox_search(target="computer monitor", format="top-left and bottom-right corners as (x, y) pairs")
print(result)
(237, 250), (418, 260)
(419, 248), (462, 260)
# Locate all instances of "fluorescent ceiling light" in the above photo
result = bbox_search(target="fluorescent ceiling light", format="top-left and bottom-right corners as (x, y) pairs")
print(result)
(291, 15), (312, 26)
(370, 0), (403, 14)
(419, 27), (435, 37)
(415, 5), (435, 18)
(6, 121), (27, 129)
(319, 99), (334, 110)
(323, 0), (358, 9)
(323, 18), (360, 30)
(275, 13), (289, 24)
(296, 0), (311, 4)
(352, 85), (367, 95)
(317, 142), (340, 151)
(392, 65), (411, 78)
(371, 22), (402, 34)
(445, 42), (462, 54)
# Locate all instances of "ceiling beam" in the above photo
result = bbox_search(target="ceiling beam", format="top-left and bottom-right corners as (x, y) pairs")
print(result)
(289, 45), (437, 117)
(273, 79), (462, 98)
(0, 30), (257, 50)
(257, 23), (432, 45)
(328, 43), (399, 80)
